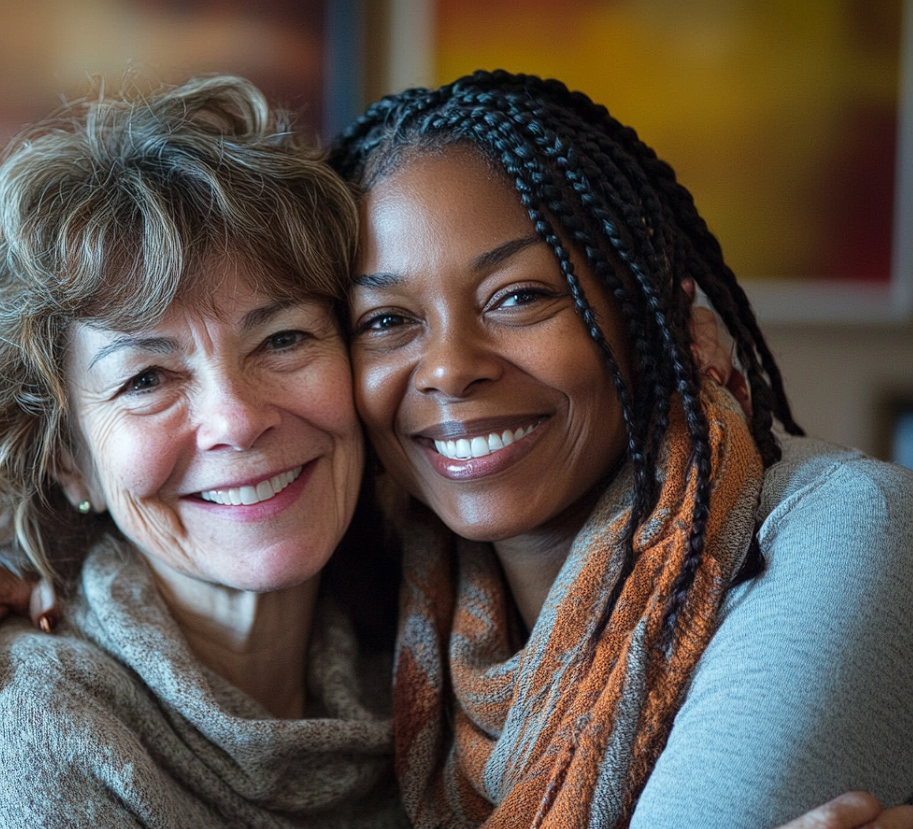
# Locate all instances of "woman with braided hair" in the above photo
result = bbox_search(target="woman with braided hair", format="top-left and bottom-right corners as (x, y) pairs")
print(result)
(331, 70), (913, 828)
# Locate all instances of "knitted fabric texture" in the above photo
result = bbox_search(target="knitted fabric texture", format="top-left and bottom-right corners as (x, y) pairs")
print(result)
(393, 382), (763, 828)
(0, 539), (406, 828)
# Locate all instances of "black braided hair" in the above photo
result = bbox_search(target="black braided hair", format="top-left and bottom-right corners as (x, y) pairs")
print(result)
(330, 69), (803, 645)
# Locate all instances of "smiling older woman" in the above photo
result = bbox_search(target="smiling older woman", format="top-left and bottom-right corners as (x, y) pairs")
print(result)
(0, 76), (404, 826)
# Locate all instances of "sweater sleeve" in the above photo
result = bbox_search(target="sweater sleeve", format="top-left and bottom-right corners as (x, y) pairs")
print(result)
(630, 437), (913, 829)
(0, 718), (146, 829)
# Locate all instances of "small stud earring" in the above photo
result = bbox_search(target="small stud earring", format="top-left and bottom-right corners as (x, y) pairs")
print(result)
(78, 500), (91, 514)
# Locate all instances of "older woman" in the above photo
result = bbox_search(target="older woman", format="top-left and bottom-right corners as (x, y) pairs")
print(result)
(331, 70), (913, 829)
(0, 76), (405, 826)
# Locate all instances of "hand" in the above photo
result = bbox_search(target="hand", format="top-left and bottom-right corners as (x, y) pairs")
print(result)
(683, 278), (752, 417)
(778, 792), (913, 829)
(0, 568), (58, 632)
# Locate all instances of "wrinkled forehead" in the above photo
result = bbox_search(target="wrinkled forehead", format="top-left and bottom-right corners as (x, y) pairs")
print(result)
(80, 249), (341, 333)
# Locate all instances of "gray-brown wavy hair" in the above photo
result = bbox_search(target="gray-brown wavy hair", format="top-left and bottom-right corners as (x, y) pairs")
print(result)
(0, 75), (358, 580)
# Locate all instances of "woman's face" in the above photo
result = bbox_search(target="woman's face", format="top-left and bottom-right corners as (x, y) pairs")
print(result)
(61, 262), (364, 592)
(350, 148), (630, 544)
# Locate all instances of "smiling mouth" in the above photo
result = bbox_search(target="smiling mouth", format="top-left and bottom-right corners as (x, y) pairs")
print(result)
(432, 423), (539, 460)
(199, 466), (303, 506)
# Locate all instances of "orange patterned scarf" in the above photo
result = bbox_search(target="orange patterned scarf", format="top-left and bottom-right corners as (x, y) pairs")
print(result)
(393, 382), (763, 828)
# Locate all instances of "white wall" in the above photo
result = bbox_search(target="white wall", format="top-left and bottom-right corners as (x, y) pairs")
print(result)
(764, 321), (913, 458)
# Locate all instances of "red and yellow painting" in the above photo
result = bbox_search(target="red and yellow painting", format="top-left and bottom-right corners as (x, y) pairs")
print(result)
(433, 0), (904, 283)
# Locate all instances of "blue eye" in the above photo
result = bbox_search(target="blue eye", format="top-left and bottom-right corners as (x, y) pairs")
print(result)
(127, 369), (161, 393)
(266, 330), (308, 350)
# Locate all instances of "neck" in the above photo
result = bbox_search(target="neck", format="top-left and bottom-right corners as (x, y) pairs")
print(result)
(492, 489), (601, 631)
(147, 559), (319, 719)
(494, 532), (573, 633)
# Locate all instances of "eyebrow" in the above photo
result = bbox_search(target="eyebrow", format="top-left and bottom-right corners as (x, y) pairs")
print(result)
(87, 299), (301, 370)
(240, 299), (299, 333)
(352, 234), (543, 289)
(88, 335), (178, 370)
(471, 235), (541, 271)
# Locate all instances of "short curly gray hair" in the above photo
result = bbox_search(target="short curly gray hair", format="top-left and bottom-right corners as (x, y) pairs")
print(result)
(0, 75), (358, 579)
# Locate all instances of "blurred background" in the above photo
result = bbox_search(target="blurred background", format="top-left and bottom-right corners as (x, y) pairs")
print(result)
(0, 0), (910, 462)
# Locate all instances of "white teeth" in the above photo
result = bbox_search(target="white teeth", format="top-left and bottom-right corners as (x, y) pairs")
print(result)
(433, 424), (537, 461)
(470, 436), (488, 456)
(200, 466), (303, 506)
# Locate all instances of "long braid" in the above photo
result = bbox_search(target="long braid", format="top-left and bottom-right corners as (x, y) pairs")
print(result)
(474, 108), (651, 604)
(330, 67), (799, 655)
(526, 68), (801, 460)
(497, 85), (718, 639)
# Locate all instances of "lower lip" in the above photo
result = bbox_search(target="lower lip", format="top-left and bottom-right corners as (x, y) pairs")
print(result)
(185, 462), (316, 522)
(419, 425), (544, 481)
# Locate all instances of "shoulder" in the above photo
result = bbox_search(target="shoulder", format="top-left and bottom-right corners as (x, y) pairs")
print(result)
(752, 434), (913, 601)
(759, 433), (913, 534)
(0, 617), (119, 700)
(0, 619), (146, 755)
(0, 622), (162, 826)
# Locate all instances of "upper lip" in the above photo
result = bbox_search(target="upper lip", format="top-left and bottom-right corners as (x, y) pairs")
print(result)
(414, 416), (545, 441)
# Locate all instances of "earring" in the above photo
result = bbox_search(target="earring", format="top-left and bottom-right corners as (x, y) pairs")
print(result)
(78, 500), (91, 514)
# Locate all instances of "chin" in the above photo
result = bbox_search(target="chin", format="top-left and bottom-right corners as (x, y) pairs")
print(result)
(435, 510), (522, 544)
(213, 555), (327, 594)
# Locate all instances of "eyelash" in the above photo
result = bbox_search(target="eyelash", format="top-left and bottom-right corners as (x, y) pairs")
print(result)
(122, 367), (163, 396)
(262, 329), (311, 351)
(353, 284), (560, 335)
(354, 312), (411, 335)
(118, 329), (312, 396)
(497, 287), (551, 307)
(490, 284), (559, 311)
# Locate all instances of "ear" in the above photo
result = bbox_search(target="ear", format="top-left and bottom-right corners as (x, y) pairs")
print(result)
(56, 446), (107, 514)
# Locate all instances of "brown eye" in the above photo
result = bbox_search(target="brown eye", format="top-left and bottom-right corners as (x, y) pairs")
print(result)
(501, 289), (539, 307)
(372, 314), (405, 329)
(496, 286), (555, 309)
(358, 312), (408, 333)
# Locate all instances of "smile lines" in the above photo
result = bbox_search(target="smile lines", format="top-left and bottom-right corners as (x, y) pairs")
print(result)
(433, 423), (538, 461)
(199, 466), (303, 506)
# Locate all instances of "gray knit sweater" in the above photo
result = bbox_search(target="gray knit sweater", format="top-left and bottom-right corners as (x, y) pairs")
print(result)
(0, 539), (408, 828)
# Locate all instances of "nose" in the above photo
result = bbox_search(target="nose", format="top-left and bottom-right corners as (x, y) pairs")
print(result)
(195, 371), (280, 452)
(412, 324), (503, 398)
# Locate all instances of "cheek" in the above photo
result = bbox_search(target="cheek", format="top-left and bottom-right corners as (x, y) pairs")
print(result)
(309, 361), (364, 445)
(302, 361), (367, 498)
(78, 410), (180, 504)
(99, 428), (181, 505)
(352, 353), (402, 437)
(546, 344), (627, 457)
(352, 359), (421, 491)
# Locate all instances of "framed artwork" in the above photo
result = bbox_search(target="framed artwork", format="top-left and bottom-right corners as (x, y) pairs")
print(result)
(389, 0), (913, 323)
(0, 0), (362, 144)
